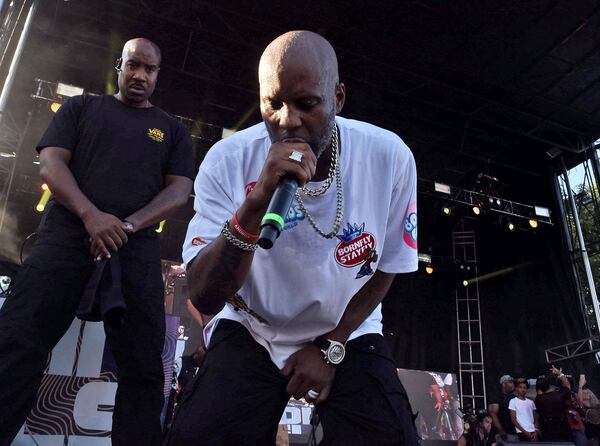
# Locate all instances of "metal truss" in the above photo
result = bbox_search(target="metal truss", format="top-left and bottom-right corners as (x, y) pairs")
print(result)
(454, 227), (487, 410)
(554, 148), (600, 336)
(545, 337), (600, 363)
(31, 0), (592, 156)
(419, 178), (554, 225)
(173, 115), (223, 143)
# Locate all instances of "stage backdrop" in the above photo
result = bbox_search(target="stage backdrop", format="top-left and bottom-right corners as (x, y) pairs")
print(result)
(2, 298), (464, 444)
(1, 293), (182, 446)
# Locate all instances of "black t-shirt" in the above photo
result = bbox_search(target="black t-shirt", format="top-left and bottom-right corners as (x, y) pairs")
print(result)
(535, 388), (570, 418)
(36, 95), (194, 243)
(490, 392), (517, 434)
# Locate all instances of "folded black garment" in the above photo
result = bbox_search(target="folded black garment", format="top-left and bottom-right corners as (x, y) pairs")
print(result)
(77, 252), (127, 329)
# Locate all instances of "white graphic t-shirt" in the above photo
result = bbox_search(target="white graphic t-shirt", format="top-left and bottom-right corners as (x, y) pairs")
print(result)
(183, 116), (418, 369)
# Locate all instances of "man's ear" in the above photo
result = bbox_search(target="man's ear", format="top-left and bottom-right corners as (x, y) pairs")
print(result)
(335, 82), (346, 114)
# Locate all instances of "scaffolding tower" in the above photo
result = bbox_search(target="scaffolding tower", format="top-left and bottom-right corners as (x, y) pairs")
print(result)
(453, 227), (487, 410)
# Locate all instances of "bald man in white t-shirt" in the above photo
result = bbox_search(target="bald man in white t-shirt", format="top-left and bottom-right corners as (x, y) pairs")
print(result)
(167, 31), (419, 446)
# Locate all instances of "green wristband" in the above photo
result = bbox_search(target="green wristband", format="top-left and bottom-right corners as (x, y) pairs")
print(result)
(262, 213), (285, 229)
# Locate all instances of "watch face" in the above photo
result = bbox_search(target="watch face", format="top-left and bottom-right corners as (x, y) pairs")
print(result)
(327, 343), (345, 364)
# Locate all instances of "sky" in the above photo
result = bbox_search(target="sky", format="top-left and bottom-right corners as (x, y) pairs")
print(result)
(567, 148), (599, 191)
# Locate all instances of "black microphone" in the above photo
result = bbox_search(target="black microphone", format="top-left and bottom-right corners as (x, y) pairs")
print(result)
(258, 176), (298, 249)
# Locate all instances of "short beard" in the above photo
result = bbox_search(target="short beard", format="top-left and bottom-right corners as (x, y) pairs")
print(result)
(314, 109), (337, 159)
(263, 107), (336, 159)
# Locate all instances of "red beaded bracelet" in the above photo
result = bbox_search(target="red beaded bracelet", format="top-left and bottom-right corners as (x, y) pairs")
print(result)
(231, 210), (259, 243)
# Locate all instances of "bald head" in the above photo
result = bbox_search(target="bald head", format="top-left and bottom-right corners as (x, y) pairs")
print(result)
(115, 38), (161, 107)
(122, 38), (162, 65)
(259, 31), (338, 89)
(258, 31), (345, 159)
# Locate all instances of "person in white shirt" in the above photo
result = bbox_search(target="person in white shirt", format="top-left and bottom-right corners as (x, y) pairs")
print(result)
(166, 30), (419, 446)
(509, 380), (540, 441)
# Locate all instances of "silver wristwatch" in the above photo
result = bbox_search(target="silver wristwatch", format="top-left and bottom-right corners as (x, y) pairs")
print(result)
(314, 336), (346, 365)
(123, 221), (134, 233)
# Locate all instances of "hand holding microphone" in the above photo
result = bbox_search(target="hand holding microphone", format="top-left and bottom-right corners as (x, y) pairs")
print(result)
(245, 139), (315, 249)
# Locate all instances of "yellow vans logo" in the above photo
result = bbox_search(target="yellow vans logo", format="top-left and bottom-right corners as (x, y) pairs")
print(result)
(147, 128), (164, 142)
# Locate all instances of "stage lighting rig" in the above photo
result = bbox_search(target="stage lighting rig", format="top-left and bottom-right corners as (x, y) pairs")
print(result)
(31, 79), (84, 111)
(56, 82), (84, 98)
(420, 178), (553, 227)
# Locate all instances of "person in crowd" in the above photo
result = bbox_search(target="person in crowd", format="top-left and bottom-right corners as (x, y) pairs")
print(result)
(509, 380), (539, 441)
(535, 366), (571, 441)
(565, 375), (586, 446)
(458, 413), (496, 446)
(0, 38), (194, 446)
(489, 374), (519, 443)
(579, 373), (600, 441)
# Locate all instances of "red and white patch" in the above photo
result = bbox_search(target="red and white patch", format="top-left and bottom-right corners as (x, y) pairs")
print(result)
(191, 236), (207, 246)
(335, 232), (376, 267)
(245, 181), (257, 197)
(403, 202), (418, 250)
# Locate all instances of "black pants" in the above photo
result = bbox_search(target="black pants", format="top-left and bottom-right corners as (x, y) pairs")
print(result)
(0, 240), (165, 446)
(166, 320), (418, 446)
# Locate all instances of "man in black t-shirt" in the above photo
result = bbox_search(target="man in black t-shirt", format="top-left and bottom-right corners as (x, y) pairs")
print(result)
(0, 38), (194, 445)
(488, 374), (518, 443)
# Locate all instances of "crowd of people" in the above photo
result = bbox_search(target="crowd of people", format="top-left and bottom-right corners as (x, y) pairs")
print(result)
(477, 367), (600, 446)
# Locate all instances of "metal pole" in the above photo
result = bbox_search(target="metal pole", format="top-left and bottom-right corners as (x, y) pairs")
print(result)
(0, 109), (31, 233)
(561, 158), (600, 333)
(553, 175), (591, 337)
(0, 0), (35, 116)
(591, 147), (600, 193)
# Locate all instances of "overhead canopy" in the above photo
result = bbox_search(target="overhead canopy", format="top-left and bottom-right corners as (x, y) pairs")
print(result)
(1, 0), (600, 260)
(20, 0), (600, 181)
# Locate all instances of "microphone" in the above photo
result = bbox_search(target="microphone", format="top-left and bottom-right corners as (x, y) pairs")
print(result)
(258, 176), (298, 249)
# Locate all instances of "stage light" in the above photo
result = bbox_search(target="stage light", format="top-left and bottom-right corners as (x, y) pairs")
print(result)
(462, 280), (469, 287)
(472, 206), (481, 215)
(418, 253), (432, 263)
(534, 206), (550, 218)
(529, 219), (539, 229)
(425, 265), (434, 274)
(36, 189), (51, 212)
(434, 182), (451, 195)
(50, 102), (61, 113)
(41, 183), (48, 191)
(442, 206), (452, 216)
(156, 220), (166, 233)
(221, 128), (236, 138)
(507, 222), (515, 232)
(56, 82), (83, 97)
